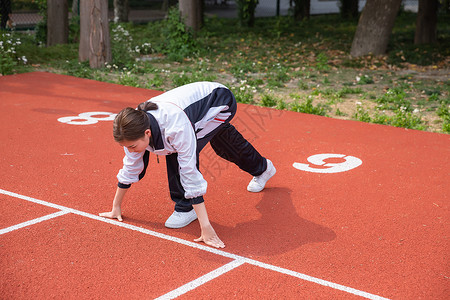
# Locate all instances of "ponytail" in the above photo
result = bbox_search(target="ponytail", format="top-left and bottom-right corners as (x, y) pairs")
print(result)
(137, 101), (158, 112)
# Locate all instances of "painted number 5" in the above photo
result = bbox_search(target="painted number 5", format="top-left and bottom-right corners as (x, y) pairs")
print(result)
(293, 153), (362, 173)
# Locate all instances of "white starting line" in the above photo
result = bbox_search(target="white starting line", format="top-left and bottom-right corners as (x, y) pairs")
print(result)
(0, 188), (389, 300)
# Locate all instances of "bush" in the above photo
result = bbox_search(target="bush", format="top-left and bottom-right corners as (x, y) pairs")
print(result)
(236, 0), (259, 27)
(0, 31), (27, 75)
(291, 97), (328, 116)
(160, 7), (198, 62)
(437, 101), (450, 133)
(110, 23), (136, 68)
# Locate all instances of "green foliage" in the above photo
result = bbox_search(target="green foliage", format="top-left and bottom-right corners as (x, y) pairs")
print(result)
(260, 94), (278, 107)
(171, 71), (217, 87)
(0, 31), (27, 75)
(267, 63), (291, 88)
(353, 105), (427, 130)
(0, 51), (16, 75)
(160, 7), (198, 62)
(69, 15), (81, 43)
(11, 0), (42, 10)
(315, 52), (330, 71)
(353, 86), (428, 130)
(335, 108), (346, 116)
(388, 13), (450, 66)
(236, 0), (259, 27)
(375, 87), (411, 111)
(34, 0), (47, 45)
(353, 106), (372, 123)
(231, 81), (256, 104)
(376, 111), (425, 130)
(64, 60), (93, 79)
(290, 97), (328, 116)
(110, 23), (136, 68)
(437, 101), (450, 133)
(356, 74), (374, 85)
(118, 70), (141, 87)
(6, 11), (449, 134)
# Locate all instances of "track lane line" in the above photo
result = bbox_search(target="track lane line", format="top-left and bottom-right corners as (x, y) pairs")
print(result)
(0, 211), (69, 235)
(0, 188), (390, 300)
(155, 259), (246, 300)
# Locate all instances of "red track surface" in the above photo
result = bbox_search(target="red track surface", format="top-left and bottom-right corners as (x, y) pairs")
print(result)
(1, 72), (448, 299)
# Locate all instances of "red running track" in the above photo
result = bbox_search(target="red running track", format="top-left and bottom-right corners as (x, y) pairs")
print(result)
(0, 72), (448, 299)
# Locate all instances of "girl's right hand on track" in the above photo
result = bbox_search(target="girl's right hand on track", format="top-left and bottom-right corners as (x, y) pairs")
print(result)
(99, 208), (123, 222)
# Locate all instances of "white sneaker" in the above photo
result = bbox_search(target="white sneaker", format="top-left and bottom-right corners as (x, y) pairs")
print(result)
(165, 210), (198, 229)
(247, 159), (276, 193)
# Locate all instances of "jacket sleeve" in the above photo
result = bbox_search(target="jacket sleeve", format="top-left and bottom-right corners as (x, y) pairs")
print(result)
(116, 148), (147, 188)
(168, 122), (207, 199)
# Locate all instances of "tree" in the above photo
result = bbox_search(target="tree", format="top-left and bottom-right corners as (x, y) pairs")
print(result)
(114, 0), (129, 23)
(47, 0), (68, 46)
(79, 0), (111, 68)
(72, 0), (79, 15)
(236, 0), (259, 27)
(350, 0), (402, 57)
(0, 0), (12, 29)
(179, 0), (203, 32)
(292, 0), (310, 21)
(339, 0), (358, 19)
(414, 0), (438, 44)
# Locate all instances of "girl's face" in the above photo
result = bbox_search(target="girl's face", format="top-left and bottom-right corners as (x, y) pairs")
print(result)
(119, 129), (151, 153)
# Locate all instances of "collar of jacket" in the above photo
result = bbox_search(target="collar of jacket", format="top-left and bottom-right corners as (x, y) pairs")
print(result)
(146, 112), (164, 150)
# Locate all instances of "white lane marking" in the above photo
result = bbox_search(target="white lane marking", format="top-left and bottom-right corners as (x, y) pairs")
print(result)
(250, 260), (388, 300)
(0, 211), (69, 235)
(155, 259), (246, 300)
(0, 188), (389, 300)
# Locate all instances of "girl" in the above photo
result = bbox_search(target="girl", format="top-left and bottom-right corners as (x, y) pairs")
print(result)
(99, 82), (276, 248)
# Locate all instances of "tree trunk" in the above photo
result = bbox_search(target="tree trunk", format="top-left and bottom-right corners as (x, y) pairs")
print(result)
(79, 0), (89, 61)
(47, 0), (68, 46)
(79, 0), (111, 68)
(414, 0), (438, 44)
(0, 0), (12, 29)
(350, 0), (402, 57)
(113, 0), (129, 23)
(179, 0), (203, 32)
(72, 0), (79, 16)
(293, 0), (310, 21)
(161, 0), (169, 12)
(340, 0), (358, 19)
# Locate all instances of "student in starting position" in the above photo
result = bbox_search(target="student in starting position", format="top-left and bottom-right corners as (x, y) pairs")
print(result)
(99, 82), (276, 248)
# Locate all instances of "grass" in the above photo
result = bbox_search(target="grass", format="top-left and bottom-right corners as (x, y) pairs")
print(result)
(1, 11), (449, 133)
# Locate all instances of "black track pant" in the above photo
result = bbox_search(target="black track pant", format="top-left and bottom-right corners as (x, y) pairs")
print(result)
(166, 122), (267, 212)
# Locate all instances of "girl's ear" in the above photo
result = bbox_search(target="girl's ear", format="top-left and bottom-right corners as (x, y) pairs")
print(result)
(145, 129), (151, 137)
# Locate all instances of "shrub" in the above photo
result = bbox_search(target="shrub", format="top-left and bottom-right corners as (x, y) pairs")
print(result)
(0, 31), (27, 75)
(437, 101), (450, 133)
(236, 0), (259, 27)
(160, 7), (198, 62)
(290, 97), (328, 116)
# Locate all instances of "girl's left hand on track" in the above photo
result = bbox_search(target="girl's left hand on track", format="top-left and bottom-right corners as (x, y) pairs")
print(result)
(194, 224), (225, 248)
(99, 209), (123, 222)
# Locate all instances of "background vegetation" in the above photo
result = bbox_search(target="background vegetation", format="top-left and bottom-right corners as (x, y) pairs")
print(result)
(1, 8), (449, 133)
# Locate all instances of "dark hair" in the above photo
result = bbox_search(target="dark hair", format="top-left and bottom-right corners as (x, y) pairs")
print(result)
(113, 101), (158, 142)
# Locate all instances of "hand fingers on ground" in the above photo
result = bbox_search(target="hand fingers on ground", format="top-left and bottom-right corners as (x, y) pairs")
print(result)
(194, 237), (203, 242)
(99, 212), (111, 218)
(206, 238), (225, 249)
(117, 215), (123, 222)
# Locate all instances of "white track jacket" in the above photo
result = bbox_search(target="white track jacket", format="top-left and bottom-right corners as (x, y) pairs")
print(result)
(117, 82), (233, 200)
